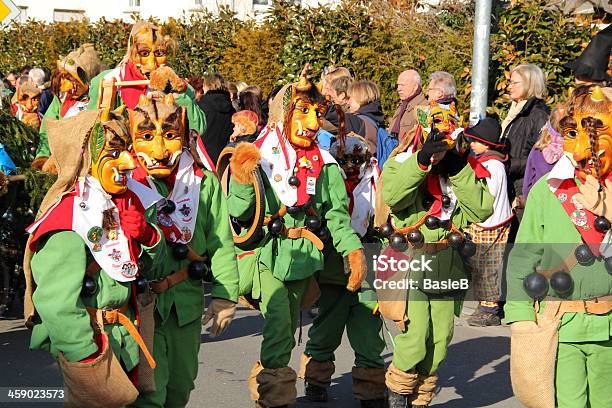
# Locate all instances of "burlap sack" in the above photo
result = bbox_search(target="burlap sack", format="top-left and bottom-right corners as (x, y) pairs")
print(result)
(136, 291), (157, 394)
(300, 277), (321, 310)
(248, 361), (297, 407)
(352, 366), (386, 400)
(298, 353), (334, 387)
(376, 269), (409, 322)
(59, 331), (138, 408)
(510, 301), (561, 408)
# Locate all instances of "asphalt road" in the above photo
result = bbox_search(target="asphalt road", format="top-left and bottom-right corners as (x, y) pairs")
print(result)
(0, 300), (521, 408)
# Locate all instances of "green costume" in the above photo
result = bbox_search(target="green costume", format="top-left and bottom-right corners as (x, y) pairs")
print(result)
(381, 152), (493, 405)
(87, 70), (207, 137)
(505, 175), (612, 408)
(30, 225), (164, 369)
(131, 165), (239, 408)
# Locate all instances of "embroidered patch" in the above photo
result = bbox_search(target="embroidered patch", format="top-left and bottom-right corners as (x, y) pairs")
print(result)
(181, 227), (192, 242)
(571, 209), (588, 227)
(92, 243), (102, 252)
(558, 193), (567, 203)
(158, 213), (174, 227)
(87, 227), (103, 243)
(272, 147), (280, 155)
(107, 229), (118, 241)
(306, 176), (316, 195)
(109, 249), (122, 262)
(274, 174), (282, 182)
(179, 204), (191, 217)
(121, 261), (138, 278)
(299, 156), (312, 169)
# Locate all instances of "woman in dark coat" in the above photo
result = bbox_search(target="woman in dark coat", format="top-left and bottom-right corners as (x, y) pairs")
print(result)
(501, 63), (550, 214)
(197, 73), (235, 164)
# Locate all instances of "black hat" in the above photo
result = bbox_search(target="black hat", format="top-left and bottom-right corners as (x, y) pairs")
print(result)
(565, 25), (612, 82)
(463, 118), (504, 147)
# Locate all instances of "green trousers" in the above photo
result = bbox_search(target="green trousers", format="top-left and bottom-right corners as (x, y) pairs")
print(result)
(392, 289), (456, 375)
(556, 339), (612, 408)
(305, 284), (385, 368)
(259, 266), (310, 369)
(130, 309), (201, 408)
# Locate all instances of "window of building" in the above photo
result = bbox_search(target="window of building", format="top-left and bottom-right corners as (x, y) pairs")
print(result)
(53, 9), (85, 22)
(253, 0), (270, 5)
(129, 0), (141, 7)
(195, 0), (202, 5)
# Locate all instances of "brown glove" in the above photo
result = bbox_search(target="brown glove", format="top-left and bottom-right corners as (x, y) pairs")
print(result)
(575, 174), (612, 220)
(345, 249), (367, 292)
(202, 298), (236, 338)
(41, 155), (58, 174)
(229, 142), (261, 184)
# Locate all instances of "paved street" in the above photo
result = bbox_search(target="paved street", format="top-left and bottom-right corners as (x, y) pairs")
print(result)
(0, 299), (521, 408)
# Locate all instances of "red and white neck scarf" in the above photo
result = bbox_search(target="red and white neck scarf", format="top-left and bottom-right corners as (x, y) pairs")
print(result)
(27, 176), (162, 282)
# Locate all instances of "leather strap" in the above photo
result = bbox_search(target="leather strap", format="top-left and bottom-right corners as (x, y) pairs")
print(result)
(558, 295), (612, 315)
(86, 304), (156, 369)
(150, 268), (189, 294)
(285, 227), (324, 251)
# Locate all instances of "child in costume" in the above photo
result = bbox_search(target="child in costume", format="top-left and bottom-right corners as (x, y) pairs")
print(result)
(32, 43), (104, 171)
(300, 133), (386, 408)
(226, 68), (367, 408)
(506, 85), (612, 408)
(87, 21), (207, 139)
(462, 118), (513, 327)
(24, 107), (167, 408)
(127, 93), (239, 408)
(381, 98), (493, 408)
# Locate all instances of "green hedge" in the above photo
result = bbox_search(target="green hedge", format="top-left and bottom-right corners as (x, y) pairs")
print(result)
(0, 0), (595, 121)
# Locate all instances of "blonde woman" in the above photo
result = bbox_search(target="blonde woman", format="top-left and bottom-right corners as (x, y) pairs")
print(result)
(501, 63), (550, 215)
(347, 80), (385, 155)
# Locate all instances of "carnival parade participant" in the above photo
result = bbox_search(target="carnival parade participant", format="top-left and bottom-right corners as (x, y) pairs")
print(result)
(87, 21), (207, 139)
(23, 107), (167, 408)
(381, 97), (493, 407)
(463, 118), (513, 327)
(506, 85), (612, 408)
(32, 43), (104, 171)
(225, 67), (367, 408)
(126, 93), (239, 408)
(11, 79), (42, 130)
(299, 133), (386, 408)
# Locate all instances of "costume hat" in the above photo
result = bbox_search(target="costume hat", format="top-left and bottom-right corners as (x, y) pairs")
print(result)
(565, 24), (612, 82)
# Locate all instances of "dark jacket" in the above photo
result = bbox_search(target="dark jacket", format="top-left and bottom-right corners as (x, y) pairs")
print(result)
(322, 103), (365, 137)
(355, 100), (385, 154)
(197, 90), (235, 164)
(502, 97), (549, 202)
(37, 89), (54, 118)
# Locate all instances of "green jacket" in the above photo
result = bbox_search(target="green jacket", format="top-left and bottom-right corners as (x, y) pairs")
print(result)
(381, 153), (494, 291)
(228, 164), (362, 284)
(30, 223), (166, 369)
(505, 175), (612, 342)
(87, 69), (207, 136)
(151, 169), (239, 327)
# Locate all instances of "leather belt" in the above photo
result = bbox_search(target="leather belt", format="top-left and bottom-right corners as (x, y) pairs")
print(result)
(150, 268), (189, 294)
(86, 303), (156, 368)
(558, 295), (612, 315)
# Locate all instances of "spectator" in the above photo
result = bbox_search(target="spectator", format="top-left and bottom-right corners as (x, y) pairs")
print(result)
(389, 69), (426, 145)
(188, 76), (204, 102)
(347, 80), (385, 155)
(522, 105), (565, 199)
(198, 72), (236, 164)
(5, 71), (18, 90)
(227, 82), (239, 111)
(426, 71), (457, 104)
(29, 67), (53, 117)
(241, 84), (263, 100)
(238, 91), (265, 132)
(463, 118), (513, 327)
(262, 85), (283, 124)
(320, 66), (352, 135)
(229, 110), (259, 144)
(500, 63), (549, 215)
(235, 81), (248, 94)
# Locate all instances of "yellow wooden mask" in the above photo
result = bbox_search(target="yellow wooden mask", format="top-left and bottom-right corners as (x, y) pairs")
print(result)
(90, 107), (136, 195)
(129, 22), (172, 78)
(284, 74), (327, 148)
(562, 86), (612, 181)
(128, 94), (185, 178)
(416, 101), (460, 148)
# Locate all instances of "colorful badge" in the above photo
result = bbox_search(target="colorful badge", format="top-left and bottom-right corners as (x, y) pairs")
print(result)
(306, 176), (316, 195)
(121, 261), (138, 278)
(158, 213), (174, 227)
(571, 209), (588, 227)
(558, 193), (567, 203)
(179, 204), (192, 217)
(109, 249), (122, 262)
(87, 226), (103, 244)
